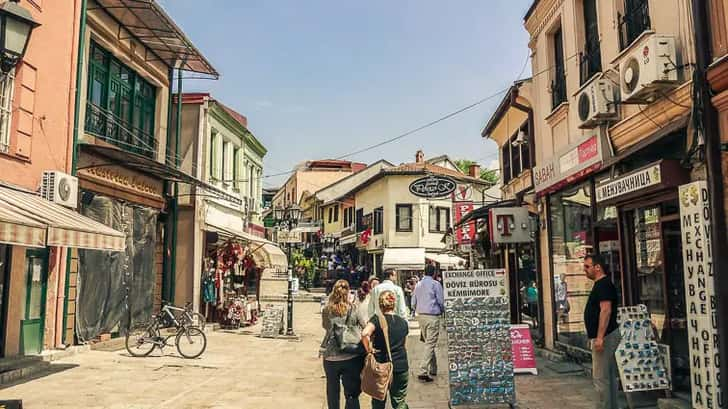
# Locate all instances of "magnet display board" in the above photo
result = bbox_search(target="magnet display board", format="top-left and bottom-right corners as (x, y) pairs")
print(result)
(443, 269), (516, 407)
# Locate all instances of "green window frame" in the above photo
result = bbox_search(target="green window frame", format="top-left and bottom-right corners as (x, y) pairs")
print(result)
(86, 41), (157, 156)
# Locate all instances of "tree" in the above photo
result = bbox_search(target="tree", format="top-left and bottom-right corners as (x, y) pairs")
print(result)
(455, 159), (499, 185)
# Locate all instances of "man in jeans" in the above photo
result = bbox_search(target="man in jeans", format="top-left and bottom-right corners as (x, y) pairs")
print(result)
(583, 254), (621, 409)
(411, 264), (444, 383)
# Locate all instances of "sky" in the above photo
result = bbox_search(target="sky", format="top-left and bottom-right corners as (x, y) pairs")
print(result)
(160, 0), (534, 187)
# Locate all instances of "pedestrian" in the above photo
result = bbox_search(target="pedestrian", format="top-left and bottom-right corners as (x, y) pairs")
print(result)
(356, 281), (371, 324)
(320, 279), (365, 409)
(583, 254), (621, 409)
(526, 281), (539, 328)
(361, 290), (410, 409)
(411, 264), (444, 383)
(368, 268), (408, 318)
(403, 277), (414, 316)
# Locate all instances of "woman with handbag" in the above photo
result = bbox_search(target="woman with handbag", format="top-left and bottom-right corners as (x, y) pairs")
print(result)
(321, 279), (365, 409)
(361, 290), (410, 409)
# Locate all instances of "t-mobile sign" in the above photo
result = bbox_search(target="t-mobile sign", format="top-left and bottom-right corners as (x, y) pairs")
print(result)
(679, 181), (722, 409)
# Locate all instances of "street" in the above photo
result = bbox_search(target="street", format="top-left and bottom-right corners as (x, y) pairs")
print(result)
(2, 302), (598, 409)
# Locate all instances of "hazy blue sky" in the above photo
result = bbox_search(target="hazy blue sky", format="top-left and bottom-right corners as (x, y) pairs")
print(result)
(161, 1), (533, 187)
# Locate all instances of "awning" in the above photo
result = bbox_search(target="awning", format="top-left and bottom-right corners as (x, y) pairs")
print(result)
(206, 222), (287, 271)
(90, 0), (218, 77)
(382, 248), (425, 270)
(79, 143), (241, 205)
(453, 199), (518, 229)
(426, 253), (466, 269)
(339, 234), (357, 245)
(0, 186), (126, 251)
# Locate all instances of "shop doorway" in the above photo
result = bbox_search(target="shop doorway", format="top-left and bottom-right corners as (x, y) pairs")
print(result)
(0, 245), (10, 358)
(21, 249), (48, 355)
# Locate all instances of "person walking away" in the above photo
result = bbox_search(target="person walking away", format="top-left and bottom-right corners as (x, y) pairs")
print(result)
(369, 269), (408, 318)
(403, 277), (415, 317)
(356, 281), (371, 324)
(583, 255), (621, 409)
(411, 264), (444, 383)
(362, 291), (410, 409)
(321, 280), (365, 409)
(526, 281), (539, 328)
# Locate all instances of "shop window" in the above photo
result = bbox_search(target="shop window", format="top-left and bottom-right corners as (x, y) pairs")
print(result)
(396, 204), (413, 232)
(373, 207), (384, 234)
(549, 181), (594, 351)
(429, 206), (450, 233)
(0, 70), (14, 154)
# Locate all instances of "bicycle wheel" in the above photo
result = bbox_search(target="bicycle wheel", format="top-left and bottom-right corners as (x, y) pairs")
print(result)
(125, 324), (159, 357)
(175, 326), (207, 359)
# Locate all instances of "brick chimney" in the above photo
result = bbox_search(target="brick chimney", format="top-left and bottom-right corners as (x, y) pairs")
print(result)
(468, 164), (481, 178)
(415, 150), (425, 163)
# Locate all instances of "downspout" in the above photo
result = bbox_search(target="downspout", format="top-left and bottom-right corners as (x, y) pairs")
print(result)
(62, 0), (88, 346)
(692, 0), (728, 403)
(162, 66), (173, 302)
(169, 66), (184, 303)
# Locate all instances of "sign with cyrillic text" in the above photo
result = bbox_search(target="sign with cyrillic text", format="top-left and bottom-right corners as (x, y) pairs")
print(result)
(679, 181), (722, 409)
(596, 163), (661, 203)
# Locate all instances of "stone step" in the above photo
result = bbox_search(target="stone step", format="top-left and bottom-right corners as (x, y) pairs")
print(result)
(0, 356), (50, 386)
(657, 398), (691, 409)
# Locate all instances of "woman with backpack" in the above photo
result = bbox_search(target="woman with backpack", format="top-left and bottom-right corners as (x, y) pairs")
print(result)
(361, 290), (410, 409)
(321, 279), (365, 409)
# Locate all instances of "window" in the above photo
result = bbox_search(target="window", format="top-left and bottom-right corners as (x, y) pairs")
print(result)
(551, 27), (567, 110)
(429, 206), (451, 233)
(502, 124), (532, 184)
(334, 205), (339, 223)
(521, 126), (532, 171)
(502, 144), (512, 184)
(86, 41), (157, 157)
(0, 70), (14, 154)
(328, 208), (333, 224)
(356, 209), (364, 231)
(580, 0), (602, 85)
(249, 164), (255, 197)
(619, 0), (651, 50)
(396, 204), (413, 232)
(233, 147), (241, 190)
(222, 141), (231, 185)
(209, 132), (218, 180)
(373, 207), (384, 234)
(343, 207), (349, 227)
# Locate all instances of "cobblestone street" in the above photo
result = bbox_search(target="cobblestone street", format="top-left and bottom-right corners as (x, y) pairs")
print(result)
(1, 302), (600, 409)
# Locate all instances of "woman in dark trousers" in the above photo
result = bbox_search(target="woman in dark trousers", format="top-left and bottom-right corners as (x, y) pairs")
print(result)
(362, 290), (410, 409)
(321, 279), (365, 409)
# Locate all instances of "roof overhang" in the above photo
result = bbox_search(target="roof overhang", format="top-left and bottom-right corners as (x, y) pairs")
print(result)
(90, 0), (219, 78)
(481, 81), (532, 138)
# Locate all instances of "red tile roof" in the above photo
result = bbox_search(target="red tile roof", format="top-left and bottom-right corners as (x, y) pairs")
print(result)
(385, 162), (486, 184)
(215, 101), (248, 129)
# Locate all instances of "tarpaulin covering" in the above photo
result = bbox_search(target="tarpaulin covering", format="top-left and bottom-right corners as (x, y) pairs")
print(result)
(75, 193), (158, 341)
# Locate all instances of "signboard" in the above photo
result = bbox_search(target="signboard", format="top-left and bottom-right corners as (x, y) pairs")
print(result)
(489, 207), (532, 244)
(260, 305), (284, 338)
(510, 324), (538, 375)
(595, 163), (661, 203)
(533, 133), (602, 193)
(679, 181), (722, 409)
(615, 305), (671, 392)
(453, 201), (476, 245)
(277, 230), (301, 244)
(453, 184), (474, 201)
(443, 269), (516, 407)
(409, 175), (457, 198)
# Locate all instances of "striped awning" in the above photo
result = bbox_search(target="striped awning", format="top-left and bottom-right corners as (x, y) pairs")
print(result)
(0, 186), (126, 251)
(206, 222), (288, 271)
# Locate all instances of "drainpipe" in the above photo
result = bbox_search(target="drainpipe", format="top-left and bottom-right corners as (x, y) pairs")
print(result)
(692, 0), (728, 403)
(162, 66), (174, 303)
(61, 0), (88, 346)
(169, 66), (183, 303)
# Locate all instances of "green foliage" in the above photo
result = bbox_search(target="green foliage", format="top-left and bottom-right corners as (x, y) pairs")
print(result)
(454, 159), (499, 184)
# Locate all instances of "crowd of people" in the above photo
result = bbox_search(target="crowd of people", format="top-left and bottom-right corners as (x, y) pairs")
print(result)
(320, 264), (444, 409)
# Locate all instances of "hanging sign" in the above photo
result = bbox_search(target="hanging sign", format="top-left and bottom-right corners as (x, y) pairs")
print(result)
(679, 181), (722, 409)
(510, 324), (538, 375)
(453, 201), (475, 245)
(409, 175), (457, 198)
(443, 269), (516, 407)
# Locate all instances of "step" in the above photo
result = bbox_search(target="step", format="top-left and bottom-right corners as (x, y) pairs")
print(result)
(0, 356), (50, 386)
(89, 337), (127, 352)
(657, 398), (691, 409)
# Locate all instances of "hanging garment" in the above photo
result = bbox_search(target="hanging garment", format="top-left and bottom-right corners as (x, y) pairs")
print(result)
(203, 276), (217, 304)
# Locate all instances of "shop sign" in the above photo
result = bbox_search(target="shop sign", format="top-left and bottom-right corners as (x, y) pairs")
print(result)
(443, 269), (515, 406)
(511, 324), (538, 375)
(489, 207), (532, 244)
(409, 175), (457, 198)
(79, 166), (163, 199)
(595, 163), (662, 203)
(277, 230), (301, 244)
(453, 201), (475, 245)
(679, 181), (722, 409)
(533, 133), (602, 193)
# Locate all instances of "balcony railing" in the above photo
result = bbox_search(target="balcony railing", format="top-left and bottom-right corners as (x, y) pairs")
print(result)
(618, 0), (651, 51)
(85, 102), (157, 158)
(551, 71), (567, 110)
(579, 45), (602, 85)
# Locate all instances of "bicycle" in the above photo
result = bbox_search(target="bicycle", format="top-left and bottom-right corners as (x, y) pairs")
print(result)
(181, 302), (207, 331)
(125, 302), (207, 359)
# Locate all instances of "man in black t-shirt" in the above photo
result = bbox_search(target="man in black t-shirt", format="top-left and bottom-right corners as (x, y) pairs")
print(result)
(583, 254), (621, 409)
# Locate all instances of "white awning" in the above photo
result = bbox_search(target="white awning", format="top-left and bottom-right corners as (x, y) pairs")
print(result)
(426, 253), (467, 269)
(0, 185), (126, 251)
(206, 221), (287, 271)
(339, 234), (357, 245)
(382, 247), (425, 270)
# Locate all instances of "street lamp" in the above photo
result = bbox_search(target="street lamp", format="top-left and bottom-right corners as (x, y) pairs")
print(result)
(273, 204), (302, 337)
(0, 0), (40, 74)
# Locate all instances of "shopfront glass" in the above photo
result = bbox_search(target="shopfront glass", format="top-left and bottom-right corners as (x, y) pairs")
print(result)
(549, 181), (593, 350)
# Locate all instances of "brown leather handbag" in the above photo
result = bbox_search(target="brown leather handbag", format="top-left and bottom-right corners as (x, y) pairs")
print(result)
(360, 313), (394, 401)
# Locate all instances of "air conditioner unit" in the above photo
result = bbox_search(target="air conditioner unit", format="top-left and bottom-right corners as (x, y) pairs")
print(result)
(619, 34), (678, 103)
(577, 79), (619, 129)
(41, 171), (78, 209)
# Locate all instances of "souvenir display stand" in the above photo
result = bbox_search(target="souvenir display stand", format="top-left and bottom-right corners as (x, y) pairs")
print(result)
(616, 305), (671, 393)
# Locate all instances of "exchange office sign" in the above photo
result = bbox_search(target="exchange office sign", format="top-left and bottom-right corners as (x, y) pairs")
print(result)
(679, 181), (722, 409)
(533, 132), (601, 194)
(409, 175), (457, 198)
(596, 163), (661, 203)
